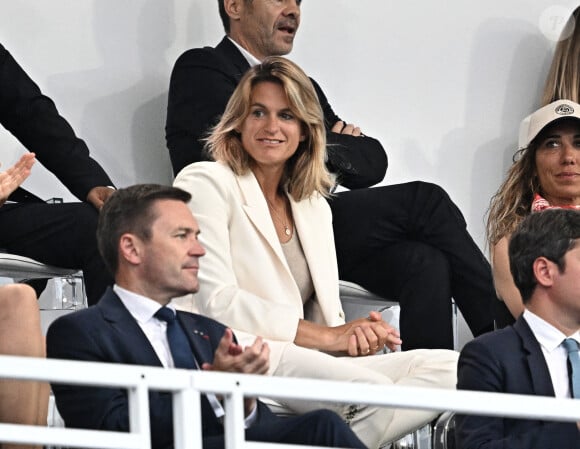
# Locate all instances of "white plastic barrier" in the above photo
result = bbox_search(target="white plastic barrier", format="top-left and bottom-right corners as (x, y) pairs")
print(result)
(0, 354), (579, 449)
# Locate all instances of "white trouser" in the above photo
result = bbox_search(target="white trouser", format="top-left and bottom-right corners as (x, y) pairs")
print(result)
(272, 345), (459, 449)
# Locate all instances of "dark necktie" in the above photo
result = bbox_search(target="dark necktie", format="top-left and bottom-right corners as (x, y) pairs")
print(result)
(154, 307), (225, 418)
(154, 307), (196, 369)
(563, 338), (580, 399)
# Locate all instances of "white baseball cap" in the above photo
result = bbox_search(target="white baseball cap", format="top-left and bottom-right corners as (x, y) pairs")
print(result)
(518, 99), (580, 149)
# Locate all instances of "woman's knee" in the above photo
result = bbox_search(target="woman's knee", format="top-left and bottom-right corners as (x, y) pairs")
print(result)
(0, 284), (38, 317)
(0, 284), (43, 357)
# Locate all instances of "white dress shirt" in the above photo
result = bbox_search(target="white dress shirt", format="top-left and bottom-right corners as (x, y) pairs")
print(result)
(112, 285), (262, 425)
(523, 309), (580, 398)
(228, 37), (261, 67)
(114, 285), (175, 367)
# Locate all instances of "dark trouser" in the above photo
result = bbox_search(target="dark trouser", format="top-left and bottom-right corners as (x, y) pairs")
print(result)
(0, 202), (112, 305)
(204, 408), (367, 449)
(329, 181), (495, 350)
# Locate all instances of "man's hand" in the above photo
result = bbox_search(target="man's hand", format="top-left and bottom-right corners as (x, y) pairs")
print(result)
(331, 120), (362, 137)
(202, 329), (269, 417)
(86, 186), (115, 210)
(0, 153), (35, 207)
(202, 328), (270, 374)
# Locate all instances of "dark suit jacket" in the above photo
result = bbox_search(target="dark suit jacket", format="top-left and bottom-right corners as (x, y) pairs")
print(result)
(456, 316), (580, 449)
(0, 43), (112, 203)
(166, 36), (387, 189)
(46, 288), (278, 449)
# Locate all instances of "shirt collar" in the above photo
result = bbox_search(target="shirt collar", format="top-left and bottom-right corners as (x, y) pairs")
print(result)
(113, 284), (175, 324)
(523, 309), (580, 352)
(228, 36), (262, 67)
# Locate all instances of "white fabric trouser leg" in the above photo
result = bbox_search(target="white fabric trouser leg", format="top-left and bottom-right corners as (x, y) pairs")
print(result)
(272, 345), (458, 449)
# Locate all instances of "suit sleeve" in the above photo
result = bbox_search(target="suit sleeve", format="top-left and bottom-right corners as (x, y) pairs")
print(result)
(174, 164), (302, 342)
(455, 339), (580, 449)
(0, 44), (113, 201)
(310, 78), (388, 189)
(46, 313), (174, 449)
(166, 48), (238, 175)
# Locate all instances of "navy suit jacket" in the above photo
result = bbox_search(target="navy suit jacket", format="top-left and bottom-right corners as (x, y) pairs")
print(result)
(46, 288), (278, 449)
(456, 316), (580, 449)
(0, 43), (112, 203)
(166, 36), (387, 189)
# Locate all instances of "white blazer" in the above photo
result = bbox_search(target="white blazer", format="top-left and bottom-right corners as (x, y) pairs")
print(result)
(173, 161), (346, 371)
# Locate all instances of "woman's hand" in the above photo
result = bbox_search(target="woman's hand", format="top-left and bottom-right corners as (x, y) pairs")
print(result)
(337, 311), (401, 356)
(0, 153), (35, 207)
(295, 311), (402, 356)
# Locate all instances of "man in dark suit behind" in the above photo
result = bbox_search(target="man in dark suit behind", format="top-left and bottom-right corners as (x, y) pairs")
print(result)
(456, 209), (580, 449)
(0, 42), (113, 304)
(165, 0), (496, 350)
(46, 184), (366, 449)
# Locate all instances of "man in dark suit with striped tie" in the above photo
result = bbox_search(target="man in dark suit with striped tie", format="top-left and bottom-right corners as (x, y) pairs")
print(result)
(456, 209), (580, 449)
(46, 183), (366, 449)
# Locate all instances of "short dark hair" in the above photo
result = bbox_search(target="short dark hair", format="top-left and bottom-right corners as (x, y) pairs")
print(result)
(218, 0), (253, 33)
(97, 184), (191, 276)
(509, 209), (580, 303)
(218, 0), (230, 33)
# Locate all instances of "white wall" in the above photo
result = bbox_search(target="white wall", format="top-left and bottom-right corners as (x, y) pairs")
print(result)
(0, 0), (576, 252)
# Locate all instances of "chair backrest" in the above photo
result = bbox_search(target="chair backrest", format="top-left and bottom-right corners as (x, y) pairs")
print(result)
(0, 253), (86, 332)
(0, 253), (78, 280)
(339, 279), (399, 319)
(339, 280), (459, 350)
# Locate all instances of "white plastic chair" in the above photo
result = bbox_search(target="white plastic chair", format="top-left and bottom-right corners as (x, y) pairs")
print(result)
(0, 252), (86, 311)
(339, 280), (458, 350)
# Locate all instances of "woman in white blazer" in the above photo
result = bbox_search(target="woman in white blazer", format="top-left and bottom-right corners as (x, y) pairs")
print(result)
(174, 57), (458, 449)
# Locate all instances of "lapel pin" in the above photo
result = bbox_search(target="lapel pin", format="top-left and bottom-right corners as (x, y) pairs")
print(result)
(192, 329), (210, 340)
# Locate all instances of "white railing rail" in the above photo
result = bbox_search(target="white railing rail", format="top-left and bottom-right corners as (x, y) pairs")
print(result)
(1, 354), (580, 449)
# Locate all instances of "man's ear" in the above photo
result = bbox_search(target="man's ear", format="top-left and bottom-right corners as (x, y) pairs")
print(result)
(119, 233), (143, 266)
(224, 0), (243, 21)
(533, 256), (555, 288)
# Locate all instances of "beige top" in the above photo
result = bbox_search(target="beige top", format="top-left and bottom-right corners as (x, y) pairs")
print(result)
(281, 230), (315, 305)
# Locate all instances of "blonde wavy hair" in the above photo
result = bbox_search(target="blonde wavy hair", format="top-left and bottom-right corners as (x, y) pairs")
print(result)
(205, 56), (334, 201)
(542, 6), (580, 105)
(486, 143), (539, 249)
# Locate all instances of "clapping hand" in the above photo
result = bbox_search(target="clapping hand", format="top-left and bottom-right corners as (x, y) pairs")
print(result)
(201, 328), (270, 416)
(0, 153), (35, 207)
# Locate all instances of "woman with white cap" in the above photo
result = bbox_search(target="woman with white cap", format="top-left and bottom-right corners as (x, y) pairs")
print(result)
(487, 99), (580, 324)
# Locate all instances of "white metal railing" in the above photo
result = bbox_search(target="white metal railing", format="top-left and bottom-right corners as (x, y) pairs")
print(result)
(1, 354), (580, 449)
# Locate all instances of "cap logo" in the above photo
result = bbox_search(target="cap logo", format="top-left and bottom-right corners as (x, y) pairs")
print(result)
(555, 104), (574, 115)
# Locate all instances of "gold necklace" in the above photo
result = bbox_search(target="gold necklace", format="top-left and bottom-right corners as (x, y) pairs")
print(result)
(265, 197), (292, 236)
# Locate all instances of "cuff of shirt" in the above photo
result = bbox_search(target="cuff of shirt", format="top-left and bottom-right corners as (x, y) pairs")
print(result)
(244, 401), (259, 428)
